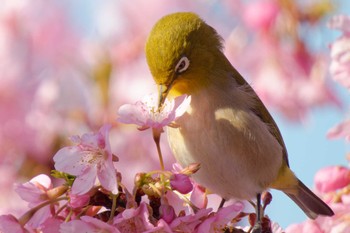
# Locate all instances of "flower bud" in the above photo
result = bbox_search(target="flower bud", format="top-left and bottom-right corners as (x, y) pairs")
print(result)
(181, 163), (201, 175)
(170, 174), (193, 194)
(160, 204), (176, 223)
(262, 191), (272, 207)
(46, 185), (68, 200)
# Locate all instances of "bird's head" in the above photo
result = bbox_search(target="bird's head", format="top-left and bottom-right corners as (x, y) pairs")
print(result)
(145, 12), (224, 107)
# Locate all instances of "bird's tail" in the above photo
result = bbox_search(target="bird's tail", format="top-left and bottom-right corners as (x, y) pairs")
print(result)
(284, 179), (334, 219)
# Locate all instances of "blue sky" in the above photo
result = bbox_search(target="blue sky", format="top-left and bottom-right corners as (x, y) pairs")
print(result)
(269, 93), (349, 227)
(267, 0), (350, 226)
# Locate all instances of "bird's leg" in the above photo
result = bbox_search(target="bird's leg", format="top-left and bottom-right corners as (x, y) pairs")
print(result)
(251, 193), (262, 233)
(256, 193), (262, 222)
(218, 198), (226, 210)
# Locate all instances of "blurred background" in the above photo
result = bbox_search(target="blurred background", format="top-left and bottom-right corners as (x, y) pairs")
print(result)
(0, 0), (349, 228)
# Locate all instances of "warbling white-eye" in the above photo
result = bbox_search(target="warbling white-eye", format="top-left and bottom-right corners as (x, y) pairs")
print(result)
(145, 12), (334, 223)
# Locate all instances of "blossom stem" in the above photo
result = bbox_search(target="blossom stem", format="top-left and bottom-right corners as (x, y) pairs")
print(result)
(147, 170), (172, 177)
(108, 194), (118, 223)
(65, 209), (74, 222)
(56, 203), (68, 216)
(173, 190), (200, 213)
(152, 128), (165, 171)
(76, 205), (92, 219)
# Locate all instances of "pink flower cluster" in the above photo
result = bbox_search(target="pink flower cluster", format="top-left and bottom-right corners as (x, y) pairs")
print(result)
(0, 119), (286, 232)
(329, 15), (350, 90)
(226, 0), (340, 121)
(327, 15), (350, 142)
(286, 165), (350, 232)
(0, 0), (345, 223)
(53, 124), (119, 195)
(0, 0), (348, 232)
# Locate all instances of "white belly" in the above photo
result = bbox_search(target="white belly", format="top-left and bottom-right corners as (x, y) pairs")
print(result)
(167, 98), (283, 200)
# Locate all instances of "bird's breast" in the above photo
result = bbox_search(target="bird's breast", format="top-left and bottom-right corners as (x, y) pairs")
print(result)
(166, 89), (283, 200)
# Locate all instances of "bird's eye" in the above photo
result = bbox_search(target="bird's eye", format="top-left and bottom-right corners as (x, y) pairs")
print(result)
(175, 56), (190, 74)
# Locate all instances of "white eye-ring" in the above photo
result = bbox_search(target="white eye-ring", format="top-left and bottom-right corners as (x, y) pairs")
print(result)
(175, 56), (190, 74)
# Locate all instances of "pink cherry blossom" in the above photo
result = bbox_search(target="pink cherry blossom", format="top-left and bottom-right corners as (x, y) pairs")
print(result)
(243, 0), (280, 31)
(117, 93), (191, 130)
(0, 215), (25, 233)
(60, 216), (119, 233)
(145, 219), (173, 233)
(159, 204), (176, 224)
(328, 14), (350, 32)
(286, 203), (350, 233)
(40, 217), (63, 233)
(15, 174), (52, 206)
(240, 36), (340, 121)
(190, 184), (208, 209)
(323, 203), (350, 232)
(170, 174), (193, 194)
(196, 202), (244, 233)
(286, 219), (323, 233)
(328, 15), (350, 89)
(314, 166), (350, 193)
(68, 193), (90, 209)
(14, 174), (54, 228)
(327, 119), (350, 141)
(53, 124), (119, 195)
(170, 208), (212, 232)
(113, 202), (155, 232)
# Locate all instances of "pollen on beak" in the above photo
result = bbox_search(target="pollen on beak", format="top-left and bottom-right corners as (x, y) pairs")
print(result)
(158, 84), (169, 108)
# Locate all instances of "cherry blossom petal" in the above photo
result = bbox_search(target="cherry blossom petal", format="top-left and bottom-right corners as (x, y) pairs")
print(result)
(81, 216), (119, 232)
(27, 206), (52, 229)
(286, 220), (322, 233)
(190, 184), (208, 209)
(68, 193), (90, 209)
(54, 125), (117, 195)
(159, 204), (176, 224)
(97, 159), (119, 194)
(60, 220), (97, 232)
(243, 0), (279, 31)
(329, 35), (350, 89)
(53, 147), (88, 175)
(40, 218), (63, 233)
(0, 215), (25, 233)
(170, 174), (193, 194)
(117, 93), (191, 129)
(328, 15), (350, 32)
(114, 202), (154, 232)
(30, 174), (52, 190)
(328, 14), (350, 91)
(170, 208), (212, 232)
(15, 174), (52, 205)
(327, 119), (350, 141)
(60, 216), (118, 232)
(15, 182), (46, 204)
(71, 166), (97, 195)
(196, 202), (244, 232)
(314, 166), (350, 193)
(145, 219), (173, 233)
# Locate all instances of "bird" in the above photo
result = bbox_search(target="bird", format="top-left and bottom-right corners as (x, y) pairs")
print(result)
(144, 11), (334, 223)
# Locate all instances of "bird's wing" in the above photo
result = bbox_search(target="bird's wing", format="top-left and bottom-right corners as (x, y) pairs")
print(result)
(231, 71), (290, 167)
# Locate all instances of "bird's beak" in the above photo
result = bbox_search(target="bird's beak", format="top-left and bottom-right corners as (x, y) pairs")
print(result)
(158, 84), (169, 108)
